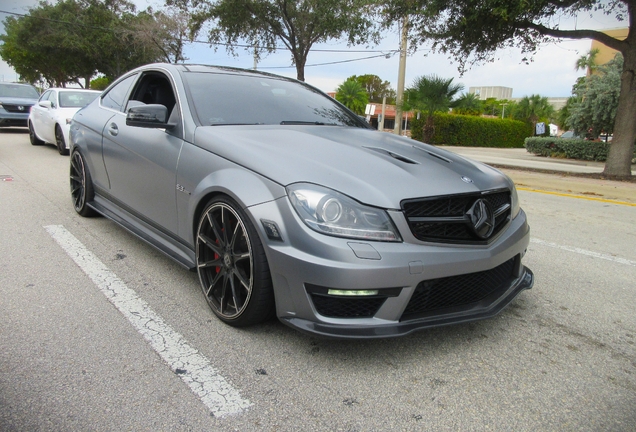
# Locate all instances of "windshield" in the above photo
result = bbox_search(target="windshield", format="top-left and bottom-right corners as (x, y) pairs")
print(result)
(0, 83), (39, 99)
(59, 91), (100, 108)
(182, 71), (367, 128)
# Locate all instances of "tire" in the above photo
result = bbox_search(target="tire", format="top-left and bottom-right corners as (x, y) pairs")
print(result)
(196, 196), (275, 327)
(70, 150), (97, 217)
(29, 121), (43, 146)
(55, 125), (69, 156)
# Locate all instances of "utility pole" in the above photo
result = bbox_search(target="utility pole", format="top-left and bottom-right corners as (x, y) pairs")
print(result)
(500, 103), (508, 119)
(394, 16), (408, 136)
(378, 95), (387, 131)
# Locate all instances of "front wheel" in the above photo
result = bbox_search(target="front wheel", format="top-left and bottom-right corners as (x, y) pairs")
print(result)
(55, 125), (69, 155)
(70, 150), (96, 217)
(196, 196), (274, 327)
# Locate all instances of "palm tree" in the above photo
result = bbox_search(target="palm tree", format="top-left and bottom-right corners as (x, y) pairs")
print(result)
(575, 48), (600, 77)
(454, 92), (483, 116)
(514, 94), (555, 134)
(404, 75), (464, 142)
(335, 79), (368, 115)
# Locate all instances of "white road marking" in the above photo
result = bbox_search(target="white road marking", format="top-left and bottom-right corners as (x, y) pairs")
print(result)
(531, 238), (636, 267)
(45, 225), (251, 417)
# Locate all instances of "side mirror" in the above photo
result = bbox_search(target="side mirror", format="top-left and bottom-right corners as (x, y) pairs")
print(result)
(38, 100), (52, 109)
(126, 104), (175, 129)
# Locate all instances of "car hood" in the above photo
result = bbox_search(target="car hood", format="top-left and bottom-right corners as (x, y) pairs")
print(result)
(0, 96), (37, 105)
(194, 125), (512, 209)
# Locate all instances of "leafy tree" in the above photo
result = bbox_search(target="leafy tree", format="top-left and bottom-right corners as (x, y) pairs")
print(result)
(575, 48), (600, 77)
(0, 0), (175, 87)
(383, 0), (635, 176)
(172, 0), (379, 81)
(335, 79), (368, 114)
(512, 94), (555, 135)
(348, 74), (396, 104)
(453, 92), (482, 116)
(569, 54), (623, 140)
(556, 96), (577, 131)
(403, 74), (463, 142)
(130, 6), (191, 64)
(482, 97), (515, 118)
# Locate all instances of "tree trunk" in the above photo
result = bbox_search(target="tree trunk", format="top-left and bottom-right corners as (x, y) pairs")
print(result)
(294, 51), (306, 82)
(603, 47), (636, 177)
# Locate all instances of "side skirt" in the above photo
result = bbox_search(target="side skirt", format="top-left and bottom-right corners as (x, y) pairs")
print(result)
(89, 193), (196, 270)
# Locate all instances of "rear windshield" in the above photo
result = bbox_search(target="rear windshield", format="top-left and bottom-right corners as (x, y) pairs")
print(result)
(0, 83), (39, 99)
(59, 91), (100, 108)
(182, 71), (367, 128)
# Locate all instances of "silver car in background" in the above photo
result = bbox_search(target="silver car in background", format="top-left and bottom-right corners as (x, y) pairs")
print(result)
(70, 63), (533, 338)
(0, 82), (39, 128)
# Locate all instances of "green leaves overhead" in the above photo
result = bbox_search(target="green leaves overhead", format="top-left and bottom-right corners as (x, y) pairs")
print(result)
(174, 0), (379, 81)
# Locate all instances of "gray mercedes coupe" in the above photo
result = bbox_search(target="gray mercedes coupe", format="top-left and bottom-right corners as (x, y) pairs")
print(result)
(70, 63), (533, 338)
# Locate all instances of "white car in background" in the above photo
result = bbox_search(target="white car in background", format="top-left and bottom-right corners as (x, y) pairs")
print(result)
(29, 88), (100, 155)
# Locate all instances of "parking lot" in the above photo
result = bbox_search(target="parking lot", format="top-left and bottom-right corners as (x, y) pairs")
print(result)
(1, 129), (635, 431)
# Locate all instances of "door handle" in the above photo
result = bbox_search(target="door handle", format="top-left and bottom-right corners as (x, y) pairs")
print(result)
(108, 123), (119, 136)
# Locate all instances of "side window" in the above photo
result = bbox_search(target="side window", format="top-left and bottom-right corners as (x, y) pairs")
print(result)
(47, 91), (57, 108)
(128, 72), (177, 115)
(101, 74), (138, 112)
(39, 90), (51, 103)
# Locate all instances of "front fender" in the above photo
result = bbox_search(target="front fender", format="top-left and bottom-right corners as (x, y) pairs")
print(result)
(176, 143), (286, 245)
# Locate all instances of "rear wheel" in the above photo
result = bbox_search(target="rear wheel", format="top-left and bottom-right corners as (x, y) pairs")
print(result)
(55, 125), (69, 155)
(196, 196), (274, 327)
(29, 121), (43, 146)
(70, 150), (96, 217)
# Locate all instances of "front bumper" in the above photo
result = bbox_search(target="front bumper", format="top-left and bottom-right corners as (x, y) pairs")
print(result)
(0, 110), (30, 127)
(249, 197), (533, 339)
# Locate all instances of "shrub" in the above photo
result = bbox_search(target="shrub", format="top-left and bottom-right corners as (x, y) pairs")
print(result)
(410, 113), (531, 148)
(524, 137), (636, 162)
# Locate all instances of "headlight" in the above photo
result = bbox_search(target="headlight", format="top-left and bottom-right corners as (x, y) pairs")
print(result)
(287, 183), (401, 242)
(506, 175), (520, 219)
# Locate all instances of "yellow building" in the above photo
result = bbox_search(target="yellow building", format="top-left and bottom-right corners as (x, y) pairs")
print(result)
(590, 28), (628, 66)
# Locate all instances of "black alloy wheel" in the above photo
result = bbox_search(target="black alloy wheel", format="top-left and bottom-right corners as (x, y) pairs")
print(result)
(70, 150), (96, 217)
(29, 121), (43, 146)
(55, 125), (69, 155)
(196, 197), (274, 327)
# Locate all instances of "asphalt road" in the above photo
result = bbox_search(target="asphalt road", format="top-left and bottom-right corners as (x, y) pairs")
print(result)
(1, 129), (635, 431)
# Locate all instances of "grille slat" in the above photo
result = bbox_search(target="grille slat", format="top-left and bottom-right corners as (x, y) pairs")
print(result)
(402, 190), (511, 244)
(401, 258), (516, 320)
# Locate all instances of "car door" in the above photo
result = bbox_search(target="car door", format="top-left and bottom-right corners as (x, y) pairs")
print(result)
(101, 70), (184, 235)
(31, 90), (52, 141)
(40, 90), (58, 143)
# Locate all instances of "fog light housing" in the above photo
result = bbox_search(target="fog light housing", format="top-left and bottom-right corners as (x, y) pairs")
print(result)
(327, 289), (379, 296)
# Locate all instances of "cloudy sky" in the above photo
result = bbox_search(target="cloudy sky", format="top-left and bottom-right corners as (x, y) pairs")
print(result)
(0, 0), (625, 98)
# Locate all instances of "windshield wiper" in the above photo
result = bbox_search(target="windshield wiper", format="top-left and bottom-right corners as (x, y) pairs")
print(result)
(209, 123), (265, 126)
(279, 120), (337, 126)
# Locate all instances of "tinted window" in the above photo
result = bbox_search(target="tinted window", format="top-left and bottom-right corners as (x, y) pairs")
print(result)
(101, 74), (137, 111)
(0, 83), (39, 98)
(59, 91), (100, 108)
(39, 90), (52, 102)
(182, 72), (366, 127)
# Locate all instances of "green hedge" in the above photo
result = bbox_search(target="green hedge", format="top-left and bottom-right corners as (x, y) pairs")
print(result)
(524, 137), (636, 162)
(410, 113), (531, 148)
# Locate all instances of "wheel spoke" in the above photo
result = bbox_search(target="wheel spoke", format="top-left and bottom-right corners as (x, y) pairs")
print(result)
(232, 267), (251, 291)
(228, 273), (242, 313)
(207, 212), (225, 248)
(198, 233), (223, 255)
(233, 251), (251, 263)
(198, 257), (223, 269)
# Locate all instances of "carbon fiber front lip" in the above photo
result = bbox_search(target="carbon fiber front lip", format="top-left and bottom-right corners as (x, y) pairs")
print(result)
(280, 267), (534, 339)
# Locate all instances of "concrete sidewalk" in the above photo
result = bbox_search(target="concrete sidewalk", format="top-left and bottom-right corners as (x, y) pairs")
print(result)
(440, 146), (636, 175)
(440, 146), (636, 204)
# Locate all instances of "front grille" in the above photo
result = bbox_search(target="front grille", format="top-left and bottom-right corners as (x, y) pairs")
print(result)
(310, 294), (386, 318)
(401, 257), (516, 321)
(2, 104), (32, 113)
(402, 190), (511, 244)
